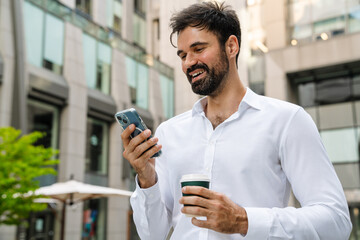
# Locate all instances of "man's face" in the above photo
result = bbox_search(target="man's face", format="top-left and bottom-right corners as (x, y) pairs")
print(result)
(177, 27), (229, 96)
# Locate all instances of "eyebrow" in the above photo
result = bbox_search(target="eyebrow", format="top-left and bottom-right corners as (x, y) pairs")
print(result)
(177, 41), (209, 56)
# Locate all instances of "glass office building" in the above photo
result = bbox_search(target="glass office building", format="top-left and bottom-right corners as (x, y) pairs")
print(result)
(2, 0), (360, 239)
(0, 0), (173, 239)
(246, 0), (360, 238)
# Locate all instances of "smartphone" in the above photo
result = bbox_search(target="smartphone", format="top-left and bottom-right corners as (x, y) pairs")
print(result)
(115, 108), (161, 158)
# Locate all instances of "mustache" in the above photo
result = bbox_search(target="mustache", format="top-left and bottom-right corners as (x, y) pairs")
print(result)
(186, 63), (210, 77)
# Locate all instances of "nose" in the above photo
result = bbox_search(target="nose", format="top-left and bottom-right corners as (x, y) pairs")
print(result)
(183, 53), (197, 72)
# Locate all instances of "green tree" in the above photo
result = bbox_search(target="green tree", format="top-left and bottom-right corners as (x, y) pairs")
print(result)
(0, 127), (59, 225)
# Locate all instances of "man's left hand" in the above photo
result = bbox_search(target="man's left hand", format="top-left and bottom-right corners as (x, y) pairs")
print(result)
(179, 186), (248, 235)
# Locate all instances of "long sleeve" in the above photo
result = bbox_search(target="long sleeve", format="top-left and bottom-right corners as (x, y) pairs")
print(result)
(244, 108), (352, 239)
(130, 125), (173, 240)
(130, 178), (172, 240)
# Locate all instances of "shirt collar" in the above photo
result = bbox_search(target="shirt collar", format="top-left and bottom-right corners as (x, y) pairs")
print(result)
(240, 87), (262, 111)
(191, 87), (262, 117)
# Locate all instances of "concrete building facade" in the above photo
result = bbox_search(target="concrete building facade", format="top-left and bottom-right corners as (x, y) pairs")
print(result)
(0, 0), (174, 239)
(244, 0), (360, 239)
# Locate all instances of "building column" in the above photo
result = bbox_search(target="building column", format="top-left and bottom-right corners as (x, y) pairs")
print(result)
(59, 22), (88, 240)
(107, 48), (132, 239)
(0, 0), (15, 128)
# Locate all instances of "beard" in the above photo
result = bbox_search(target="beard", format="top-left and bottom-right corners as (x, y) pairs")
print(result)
(186, 49), (229, 97)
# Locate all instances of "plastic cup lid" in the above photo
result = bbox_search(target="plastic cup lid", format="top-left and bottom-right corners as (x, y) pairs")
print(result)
(180, 174), (210, 182)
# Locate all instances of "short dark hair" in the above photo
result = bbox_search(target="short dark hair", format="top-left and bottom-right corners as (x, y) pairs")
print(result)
(169, 2), (241, 64)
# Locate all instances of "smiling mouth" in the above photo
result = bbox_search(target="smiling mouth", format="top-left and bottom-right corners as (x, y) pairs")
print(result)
(190, 70), (205, 83)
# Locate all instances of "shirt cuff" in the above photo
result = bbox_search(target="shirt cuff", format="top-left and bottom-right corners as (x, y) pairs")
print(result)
(243, 207), (272, 239)
(134, 174), (161, 205)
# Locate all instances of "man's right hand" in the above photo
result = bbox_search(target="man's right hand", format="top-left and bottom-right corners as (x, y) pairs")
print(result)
(121, 124), (162, 188)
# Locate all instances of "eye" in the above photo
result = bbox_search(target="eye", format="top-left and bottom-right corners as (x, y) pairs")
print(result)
(195, 47), (204, 53)
(179, 54), (187, 60)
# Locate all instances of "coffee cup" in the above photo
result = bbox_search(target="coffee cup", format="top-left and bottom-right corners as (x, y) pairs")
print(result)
(180, 174), (210, 217)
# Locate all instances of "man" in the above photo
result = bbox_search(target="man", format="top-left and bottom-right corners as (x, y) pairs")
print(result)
(121, 2), (352, 239)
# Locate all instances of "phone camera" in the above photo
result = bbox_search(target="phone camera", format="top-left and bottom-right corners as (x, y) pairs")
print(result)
(117, 116), (122, 121)
(123, 119), (128, 124)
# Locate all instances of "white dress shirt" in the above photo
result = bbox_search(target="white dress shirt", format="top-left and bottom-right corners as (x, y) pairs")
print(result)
(130, 88), (352, 240)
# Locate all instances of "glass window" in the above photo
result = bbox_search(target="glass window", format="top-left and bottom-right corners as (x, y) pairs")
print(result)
(298, 82), (316, 107)
(314, 16), (345, 37)
(353, 75), (360, 97)
(106, 0), (122, 34)
(125, 57), (149, 109)
(27, 100), (59, 186)
(83, 34), (97, 89)
(82, 198), (107, 240)
(316, 78), (351, 104)
(76, 0), (92, 16)
(136, 63), (149, 109)
(134, 0), (146, 15)
(24, 2), (64, 74)
(349, 10), (360, 33)
(24, 2), (44, 68)
(288, 0), (312, 26)
(133, 13), (146, 49)
(291, 24), (312, 42)
(287, 0), (357, 45)
(320, 128), (359, 163)
(43, 14), (65, 74)
(160, 75), (174, 119)
(247, 53), (265, 84)
(133, 0), (146, 49)
(295, 74), (360, 107)
(97, 42), (112, 94)
(312, 0), (346, 22)
(85, 118), (109, 175)
(83, 33), (112, 94)
(247, 52), (265, 95)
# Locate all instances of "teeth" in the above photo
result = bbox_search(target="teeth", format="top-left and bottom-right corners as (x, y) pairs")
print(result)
(192, 71), (204, 78)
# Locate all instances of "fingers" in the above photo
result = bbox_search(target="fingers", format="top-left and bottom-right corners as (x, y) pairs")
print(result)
(121, 125), (162, 174)
(125, 130), (160, 159)
(191, 217), (212, 229)
(182, 186), (217, 199)
(120, 124), (135, 147)
(121, 126), (156, 157)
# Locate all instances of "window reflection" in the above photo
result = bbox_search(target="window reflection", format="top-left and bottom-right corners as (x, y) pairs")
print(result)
(82, 198), (107, 240)
(316, 78), (351, 104)
(27, 100), (59, 186)
(160, 75), (174, 118)
(83, 34), (112, 94)
(297, 75), (360, 107)
(85, 118), (108, 175)
(247, 51), (265, 95)
(320, 128), (359, 163)
(125, 57), (149, 109)
(287, 0), (360, 45)
(24, 2), (64, 74)
(76, 0), (92, 17)
(349, 10), (360, 33)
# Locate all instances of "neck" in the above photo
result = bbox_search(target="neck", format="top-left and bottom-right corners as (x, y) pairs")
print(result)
(205, 70), (246, 129)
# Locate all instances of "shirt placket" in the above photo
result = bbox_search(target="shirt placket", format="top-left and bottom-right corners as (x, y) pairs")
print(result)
(200, 118), (225, 240)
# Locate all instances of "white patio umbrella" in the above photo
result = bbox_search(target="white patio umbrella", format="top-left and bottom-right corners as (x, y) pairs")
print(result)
(35, 180), (133, 240)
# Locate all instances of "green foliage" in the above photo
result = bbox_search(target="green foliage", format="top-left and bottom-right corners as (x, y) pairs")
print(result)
(0, 127), (59, 225)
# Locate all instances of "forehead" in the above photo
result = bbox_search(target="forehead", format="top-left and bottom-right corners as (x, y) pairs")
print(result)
(177, 27), (219, 50)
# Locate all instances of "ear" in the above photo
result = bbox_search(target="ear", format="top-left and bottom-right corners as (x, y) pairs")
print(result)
(225, 35), (239, 59)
